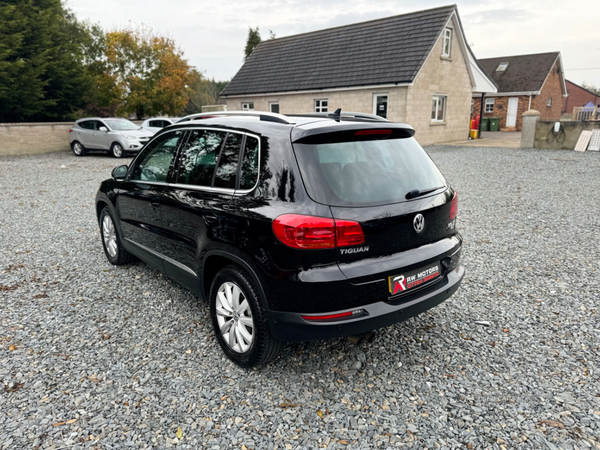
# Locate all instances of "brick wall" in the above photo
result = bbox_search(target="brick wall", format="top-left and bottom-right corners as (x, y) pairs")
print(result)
(531, 59), (564, 122)
(562, 80), (600, 114)
(473, 95), (530, 130)
(0, 122), (73, 157)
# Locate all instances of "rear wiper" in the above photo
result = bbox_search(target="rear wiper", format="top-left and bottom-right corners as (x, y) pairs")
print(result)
(405, 186), (445, 200)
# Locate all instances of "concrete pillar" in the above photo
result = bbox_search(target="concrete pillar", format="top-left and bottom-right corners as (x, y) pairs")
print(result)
(520, 109), (540, 148)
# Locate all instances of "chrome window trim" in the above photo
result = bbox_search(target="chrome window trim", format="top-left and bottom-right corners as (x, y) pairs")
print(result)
(164, 127), (261, 195)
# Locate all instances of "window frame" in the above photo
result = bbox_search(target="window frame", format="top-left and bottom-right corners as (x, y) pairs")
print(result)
(315, 99), (328, 113)
(128, 130), (185, 185)
(269, 102), (280, 113)
(241, 102), (254, 111)
(485, 98), (495, 113)
(431, 95), (447, 122)
(373, 94), (389, 119)
(161, 127), (261, 195)
(547, 97), (552, 107)
(442, 28), (452, 58)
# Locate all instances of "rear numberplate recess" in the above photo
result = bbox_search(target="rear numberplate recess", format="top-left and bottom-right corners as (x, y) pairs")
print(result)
(388, 262), (441, 296)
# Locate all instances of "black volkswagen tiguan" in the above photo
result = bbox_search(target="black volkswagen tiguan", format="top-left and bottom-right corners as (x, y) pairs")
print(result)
(95, 111), (464, 367)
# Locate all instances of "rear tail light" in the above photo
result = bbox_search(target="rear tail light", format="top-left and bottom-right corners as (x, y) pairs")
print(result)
(69, 129), (73, 133)
(449, 192), (458, 220)
(273, 214), (365, 249)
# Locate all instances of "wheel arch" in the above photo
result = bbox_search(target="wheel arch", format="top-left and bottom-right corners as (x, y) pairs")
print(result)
(202, 250), (270, 313)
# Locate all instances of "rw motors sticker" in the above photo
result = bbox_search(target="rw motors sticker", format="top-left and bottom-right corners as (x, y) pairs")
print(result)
(388, 262), (441, 295)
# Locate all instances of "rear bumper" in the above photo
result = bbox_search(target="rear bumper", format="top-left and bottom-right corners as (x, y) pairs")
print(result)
(269, 265), (464, 342)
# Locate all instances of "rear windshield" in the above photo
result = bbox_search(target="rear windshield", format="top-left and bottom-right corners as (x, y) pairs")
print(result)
(293, 137), (447, 206)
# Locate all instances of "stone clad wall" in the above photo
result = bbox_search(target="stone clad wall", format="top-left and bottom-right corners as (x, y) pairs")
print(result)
(0, 122), (74, 156)
(534, 120), (600, 150)
(224, 86), (409, 123)
(405, 15), (473, 145)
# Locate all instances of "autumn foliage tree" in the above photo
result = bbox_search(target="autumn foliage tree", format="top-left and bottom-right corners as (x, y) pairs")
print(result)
(102, 27), (193, 118)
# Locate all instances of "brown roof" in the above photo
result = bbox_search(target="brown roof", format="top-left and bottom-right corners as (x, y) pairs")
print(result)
(478, 52), (560, 93)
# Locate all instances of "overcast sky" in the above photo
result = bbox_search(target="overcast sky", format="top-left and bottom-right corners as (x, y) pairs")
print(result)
(68, 0), (600, 87)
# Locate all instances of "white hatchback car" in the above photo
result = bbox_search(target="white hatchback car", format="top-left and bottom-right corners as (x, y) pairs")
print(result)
(140, 117), (181, 135)
(69, 118), (154, 158)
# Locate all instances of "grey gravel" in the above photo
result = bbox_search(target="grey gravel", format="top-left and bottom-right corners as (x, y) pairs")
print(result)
(1, 146), (599, 449)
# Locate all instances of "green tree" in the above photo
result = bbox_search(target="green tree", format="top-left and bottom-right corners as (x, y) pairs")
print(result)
(184, 72), (229, 115)
(102, 26), (193, 119)
(244, 26), (261, 61)
(0, 0), (95, 122)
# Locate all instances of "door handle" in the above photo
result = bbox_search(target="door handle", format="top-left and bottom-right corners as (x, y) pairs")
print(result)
(150, 202), (160, 210)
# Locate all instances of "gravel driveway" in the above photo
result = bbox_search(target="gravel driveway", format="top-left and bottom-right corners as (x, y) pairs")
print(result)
(1, 147), (599, 450)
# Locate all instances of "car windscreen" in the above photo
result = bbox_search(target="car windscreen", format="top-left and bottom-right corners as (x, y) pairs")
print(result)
(293, 137), (447, 207)
(105, 119), (139, 131)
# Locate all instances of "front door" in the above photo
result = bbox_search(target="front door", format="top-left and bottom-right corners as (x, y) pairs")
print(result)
(117, 130), (184, 270)
(89, 120), (110, 150)
(506, 97), (519, 127)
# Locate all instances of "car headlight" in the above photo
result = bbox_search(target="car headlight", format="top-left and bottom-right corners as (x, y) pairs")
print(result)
(123, 135), (136, 140)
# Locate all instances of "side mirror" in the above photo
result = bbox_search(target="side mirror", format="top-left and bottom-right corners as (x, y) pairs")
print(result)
(111, 164), (128, 181)
(99, 126), (108, 132)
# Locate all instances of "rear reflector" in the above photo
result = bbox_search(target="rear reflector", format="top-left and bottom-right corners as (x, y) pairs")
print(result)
(301, 309), (365, 321)
(354, 129), (392, 136)
(273, 214), (364, 249)
(449, 192), (458, 220)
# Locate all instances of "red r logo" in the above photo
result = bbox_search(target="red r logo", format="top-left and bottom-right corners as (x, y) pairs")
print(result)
(392, 275), (406, 294)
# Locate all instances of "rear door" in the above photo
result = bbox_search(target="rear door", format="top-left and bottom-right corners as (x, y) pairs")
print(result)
(160, 128), (243, 290)
(292, 133), (457, 281)
(75, 120), (94, 147)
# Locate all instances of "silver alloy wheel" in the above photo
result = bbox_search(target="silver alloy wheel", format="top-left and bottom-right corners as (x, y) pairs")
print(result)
(102, 214), (118, 258)
(73, 142), (83, 155)
(215, 281), (255, 353)
(112, 144), (123, 158)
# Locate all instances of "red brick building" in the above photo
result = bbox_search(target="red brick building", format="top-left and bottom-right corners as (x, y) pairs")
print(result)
(562, 80), (600, 114)
(472, 52), (567, 131)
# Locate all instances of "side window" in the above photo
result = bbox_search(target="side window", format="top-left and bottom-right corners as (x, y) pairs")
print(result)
(149, 120), (162, 128)
(213, 133), (242, 189)
(95, 120), (107, 130)
(176, 129), (226, 186)
(239, 136), (259, 190)
(131, 131), (182, 183)
(79, 121), (93, 130)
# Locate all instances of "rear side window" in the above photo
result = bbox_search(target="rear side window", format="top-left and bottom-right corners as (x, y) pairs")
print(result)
(239, 136), (259, 190)
(293, 137), (446, 206)
(176, 129), (226, 187)
(214, 133), (242, 189)
(78, 121), (94, 130)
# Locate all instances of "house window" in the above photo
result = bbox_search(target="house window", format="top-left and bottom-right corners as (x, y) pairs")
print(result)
(547, 97), (552, 107)
(485, 98), (495, 113)
(431, 95), (446, 122)
(442, 28), (452, 57)
(269, 102), (279, 113)
(495, 62), (509, 72)
(315, 99), (328, 113)
(373, 94), (388, 119)
(241, 102), (254, 111)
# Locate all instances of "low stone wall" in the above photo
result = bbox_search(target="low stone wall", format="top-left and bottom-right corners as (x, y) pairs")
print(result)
(0, 122), (74, 156)
(534, 120), (600, 150)
(0, 120), (145, 157)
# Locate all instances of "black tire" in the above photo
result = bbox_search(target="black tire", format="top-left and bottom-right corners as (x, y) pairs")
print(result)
(209, 265), (283, 368)
(71, 141), (86, 156)
(99, 207), (136, 265)
(111, 142), (124, 158)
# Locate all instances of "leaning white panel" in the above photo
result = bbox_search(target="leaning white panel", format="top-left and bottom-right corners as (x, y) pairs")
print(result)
(574, 130), (593, 152)
(587, 129), (600, 152)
